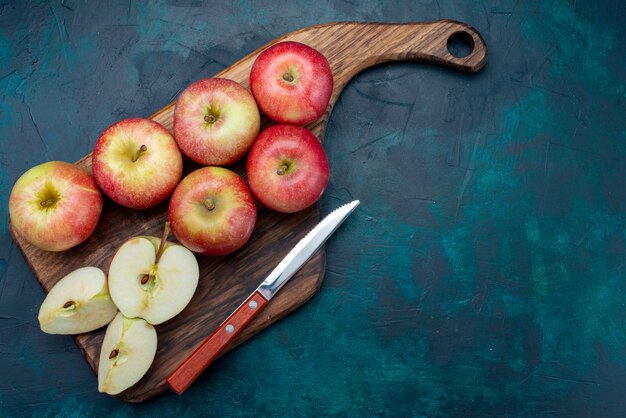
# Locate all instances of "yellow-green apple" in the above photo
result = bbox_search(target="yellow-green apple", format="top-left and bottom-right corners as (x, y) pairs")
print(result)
(98, 312), (157, 395)
(249, 41), (333, 125)
(247, 125), (329, 213)
(92, 118), (183, 209)
(168, 167), (257, 256)
(108, 225), (199, 325)
(9, 161), (103, 251)
(173, 78), (260, 165)
(38, 266), (117, 335)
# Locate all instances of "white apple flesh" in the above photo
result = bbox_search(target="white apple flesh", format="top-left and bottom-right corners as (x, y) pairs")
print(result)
(38, 267), (117, 335)
(98, 312), (158, 395)
(108, 235), (199, 325)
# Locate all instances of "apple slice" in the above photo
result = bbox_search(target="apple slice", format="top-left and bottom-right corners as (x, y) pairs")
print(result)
(38, 267), (117, 335)
(108, 225), (199, 325)
(98, 312), (157, 395)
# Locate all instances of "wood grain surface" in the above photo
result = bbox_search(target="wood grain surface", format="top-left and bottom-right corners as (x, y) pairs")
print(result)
(9, 20), (487, 402)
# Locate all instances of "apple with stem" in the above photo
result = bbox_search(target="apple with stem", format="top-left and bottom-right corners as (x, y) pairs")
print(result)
(9, 161), (103, 251)
(173, 78), (261, 165)
(92, 118), (183, 209)
(108, 223), (199, 325)
(98, 312), (158, 395)
(247, 125), (330, 213)
(249, 41), (333, 125)
(168, 166), (257, 256)
(38, 266), (117, 335)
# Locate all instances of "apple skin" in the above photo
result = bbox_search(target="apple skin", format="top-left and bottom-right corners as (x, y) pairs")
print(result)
(168, 167), (257, 256)
(247, 125), (329, 213)
(249, 41), (333, 125)
(173, 78), (261, 165)
(92, 118), (183, 209)
(9, 161), (103, 251)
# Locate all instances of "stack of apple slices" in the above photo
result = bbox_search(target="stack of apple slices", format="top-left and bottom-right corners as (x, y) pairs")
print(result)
(38, 224), (199, 395)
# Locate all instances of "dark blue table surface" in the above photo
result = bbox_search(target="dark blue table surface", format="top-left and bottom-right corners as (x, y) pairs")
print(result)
(1, 1), (625, 416)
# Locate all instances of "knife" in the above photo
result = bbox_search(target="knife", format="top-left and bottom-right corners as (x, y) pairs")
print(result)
(166, 199), (360, 394)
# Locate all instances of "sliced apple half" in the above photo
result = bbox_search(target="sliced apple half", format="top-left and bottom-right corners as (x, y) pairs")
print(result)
(98, 312), (158, 395)
(38, 266), (117, 335)
(108, 227), (199, 325)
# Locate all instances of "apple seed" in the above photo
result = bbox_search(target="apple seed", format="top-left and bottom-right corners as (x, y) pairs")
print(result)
(204, 114), (217, 124)
(140, 274), (150, 285)
(63, 300), (75, 309)
(109, 348), (119, 359)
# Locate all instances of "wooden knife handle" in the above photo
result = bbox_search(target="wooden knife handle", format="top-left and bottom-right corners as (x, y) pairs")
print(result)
(166, 291), (269, 395)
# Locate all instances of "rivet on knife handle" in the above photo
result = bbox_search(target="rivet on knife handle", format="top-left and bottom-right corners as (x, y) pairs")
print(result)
(166, 291), (269, 395)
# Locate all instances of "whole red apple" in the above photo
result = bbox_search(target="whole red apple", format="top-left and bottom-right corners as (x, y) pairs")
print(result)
(249, 41), (333, 125)
(92, 118), (183, 209)
(168, 166), (257, 256)
(9, 161), (103, 251)
(247, 125), (330, 213)
(173, 78), (261, 165)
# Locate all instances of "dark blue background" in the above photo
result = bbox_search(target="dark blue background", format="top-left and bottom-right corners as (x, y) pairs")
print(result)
(1, 1), (625, 416)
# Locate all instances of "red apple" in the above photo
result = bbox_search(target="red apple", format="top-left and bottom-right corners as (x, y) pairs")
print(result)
(92, 118), (183, 209)
(9, 161), (103, 251)
(168, 166), (257, 256)
(173, 78), (261, 165)
(249, 41), (333, 125)
(247, 125), (330, 213)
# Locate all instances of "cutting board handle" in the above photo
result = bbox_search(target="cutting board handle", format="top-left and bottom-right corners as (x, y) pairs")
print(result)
(352, 19), (487, 75)
(300, 20), (488, 95)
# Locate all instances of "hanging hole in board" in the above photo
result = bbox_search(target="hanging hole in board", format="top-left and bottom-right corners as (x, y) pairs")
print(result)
(447, 31), (475, 58)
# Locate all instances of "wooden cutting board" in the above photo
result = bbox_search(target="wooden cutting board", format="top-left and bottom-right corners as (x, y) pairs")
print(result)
(10, 20), (487, 402)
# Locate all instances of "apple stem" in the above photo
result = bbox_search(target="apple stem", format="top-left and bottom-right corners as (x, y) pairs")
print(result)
(203, 198), (216, 211)
(282, 72), (294, 82)
(132, 144), (148, 162)
(155, 222), (171, 264)
(276, 164), (289, 176)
